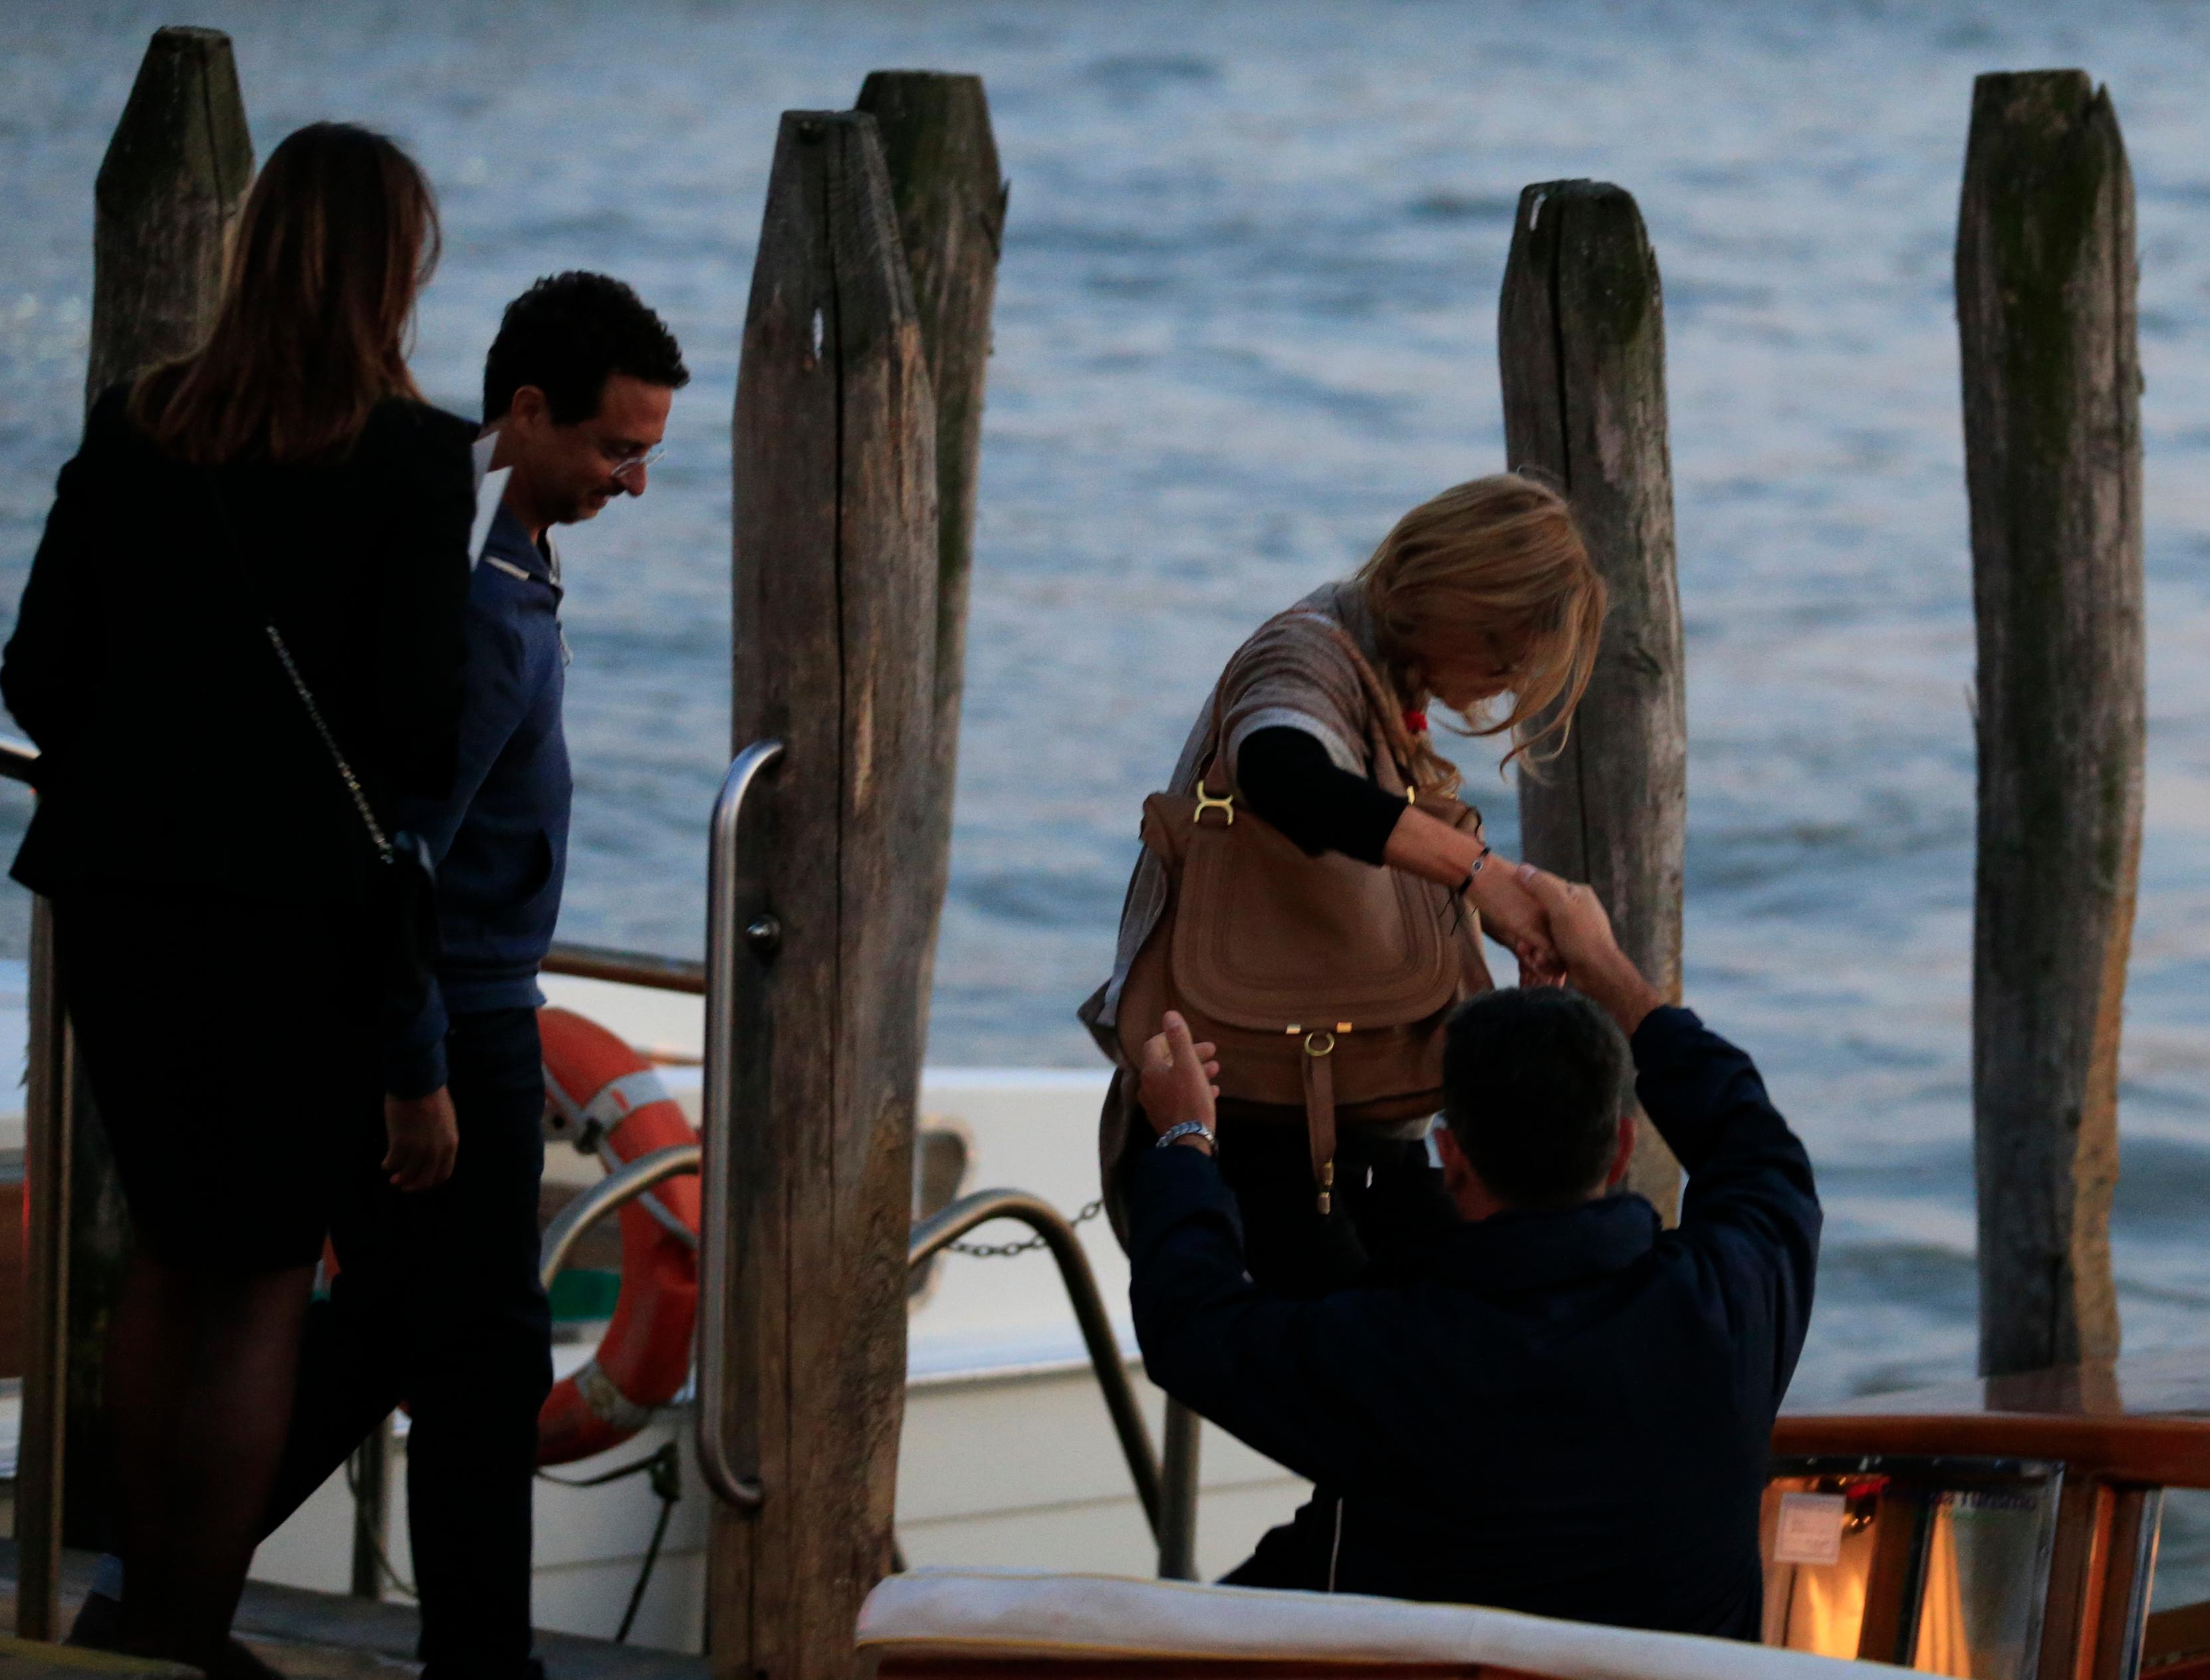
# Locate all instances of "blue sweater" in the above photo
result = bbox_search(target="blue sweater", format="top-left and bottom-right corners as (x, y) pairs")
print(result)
(1127, 1006), (1820, 1639)
(385, 503), (571, 1097)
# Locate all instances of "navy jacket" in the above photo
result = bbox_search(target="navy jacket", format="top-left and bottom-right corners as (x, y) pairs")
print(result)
(385, 502), (570, 1097)
(1127, 1006), (1820, 1639)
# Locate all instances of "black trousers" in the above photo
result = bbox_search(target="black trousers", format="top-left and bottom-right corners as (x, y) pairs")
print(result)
(262, 1007), (552, 1680)
(1213, 1118), (1458, 1298)
(1213, 1119), (1457, 1589)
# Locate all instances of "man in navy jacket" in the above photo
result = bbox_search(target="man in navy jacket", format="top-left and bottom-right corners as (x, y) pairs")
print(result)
(1127, 866), (1820, 1641)
(270, 275), (689, 1680)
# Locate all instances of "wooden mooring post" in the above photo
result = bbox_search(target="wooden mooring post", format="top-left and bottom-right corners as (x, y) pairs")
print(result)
(17, 901), (73, 1642)
(1957, 71), (2140, 1378)
(16, 27), (253, 1635)
(709, 110), (939, 1680)
(852, 72), (1005, 1017)
(1497, 180), (1688, 1221)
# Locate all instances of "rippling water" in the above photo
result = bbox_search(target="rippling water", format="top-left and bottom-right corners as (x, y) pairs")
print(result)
(7, 0), (2210, 1510)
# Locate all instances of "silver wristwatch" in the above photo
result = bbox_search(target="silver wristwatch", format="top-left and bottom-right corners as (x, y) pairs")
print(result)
(1156, 1120), (1216, 1151)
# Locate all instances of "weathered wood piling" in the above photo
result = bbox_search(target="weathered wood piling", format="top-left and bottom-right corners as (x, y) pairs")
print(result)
(1957, 70), (2141, 1379)
(1497, 180), (1688, 1221)
(711, 110), (939, 1680)
(16, 905), (72, 1641)
(86, 27), (253, 406)
(852, 72), (1005, 1021)
(17, 25), (254, 1635)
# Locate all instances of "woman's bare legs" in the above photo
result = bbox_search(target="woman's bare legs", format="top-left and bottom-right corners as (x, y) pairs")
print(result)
(106, 1243), (314, 1669)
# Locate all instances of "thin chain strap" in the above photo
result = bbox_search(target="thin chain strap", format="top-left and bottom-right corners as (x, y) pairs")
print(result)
(260, 623), (393, 866)
(205, 472), (395, 869)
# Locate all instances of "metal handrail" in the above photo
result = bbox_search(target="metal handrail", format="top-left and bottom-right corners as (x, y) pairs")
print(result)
(910, 1187), (1166, 1537)
(0, 734), (40, 784)
(1158, 1397), (1201, 1579)
(540, 1149), (1179, 1555)
(543, 941), (705, 995)
(695, 739), (783, 1512)
(539, 1143), (701, 1290)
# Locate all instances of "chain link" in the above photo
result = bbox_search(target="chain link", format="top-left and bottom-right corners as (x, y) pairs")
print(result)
(263, 624), (394, 863)
(946, 1198), (1106, 1258)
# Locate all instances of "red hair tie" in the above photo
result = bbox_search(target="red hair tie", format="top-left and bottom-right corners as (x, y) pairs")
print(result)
(1402, 707), (1429, 735)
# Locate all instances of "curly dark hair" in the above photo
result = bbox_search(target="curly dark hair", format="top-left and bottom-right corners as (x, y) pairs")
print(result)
(481, 271), (689, 424)
(1441, 987), (1632, 1209)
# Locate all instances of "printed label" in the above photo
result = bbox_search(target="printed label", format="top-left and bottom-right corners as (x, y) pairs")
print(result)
(1773, 1491), (1848, 1566)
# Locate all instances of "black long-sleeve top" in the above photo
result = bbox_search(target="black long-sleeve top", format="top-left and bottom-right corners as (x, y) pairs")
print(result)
(1126, 1006), (1822, 1639)
(1235, 724), (1409, 864)
(4, 388), (475, 906)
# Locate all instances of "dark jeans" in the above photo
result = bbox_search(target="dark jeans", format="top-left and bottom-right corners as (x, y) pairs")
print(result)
(263, 1007), (552, 1680)
(1214, 1118), (1457, 1590)
(1213, 1117), (1458, 1299)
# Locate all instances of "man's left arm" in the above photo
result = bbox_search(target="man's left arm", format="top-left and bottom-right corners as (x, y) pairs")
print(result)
(1635, 1007), (1822, 1398)
(382, 606), (533, 1100)
(1126, 1141), (1397, 1494)
(1124, 1013), (1407, 1488)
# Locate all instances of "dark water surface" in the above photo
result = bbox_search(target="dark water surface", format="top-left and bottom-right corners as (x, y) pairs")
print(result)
(6, 1), (2210, 1507)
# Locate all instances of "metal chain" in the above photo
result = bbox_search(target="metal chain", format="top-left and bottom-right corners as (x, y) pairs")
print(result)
(947, 1198), (1105, 1257)
(263, 624), (394, 863)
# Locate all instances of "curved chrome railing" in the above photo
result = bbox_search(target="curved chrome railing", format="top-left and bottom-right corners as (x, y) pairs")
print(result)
(909, 1187), (1166, 1536)
(694, 739), (783, 1512)
(537, 1142), (702, 1290)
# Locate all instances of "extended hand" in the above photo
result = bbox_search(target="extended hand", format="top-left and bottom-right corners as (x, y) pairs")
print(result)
(1380, 805), (1563, 982)
(1139, 1012), (1221, 1135)
(384, 1087), (459, 1191)
(1467, 862), (1565, 985)
(1512, 865), (1664, 1032)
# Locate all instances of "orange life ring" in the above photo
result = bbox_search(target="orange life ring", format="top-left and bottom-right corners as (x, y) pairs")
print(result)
(537, 1005), (701, 1466)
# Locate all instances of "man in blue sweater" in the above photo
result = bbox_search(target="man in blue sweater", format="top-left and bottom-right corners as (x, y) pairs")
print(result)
(271, 273), (689, 1679)
(1128, 866), (1820, 1640)
(70, 273), (689, 1678)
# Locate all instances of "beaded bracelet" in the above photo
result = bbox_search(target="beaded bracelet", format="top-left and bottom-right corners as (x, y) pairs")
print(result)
(1455, 845), (1494, 898)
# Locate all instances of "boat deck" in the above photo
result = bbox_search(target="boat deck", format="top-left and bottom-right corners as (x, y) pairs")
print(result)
(0, 1541), (707, 1680)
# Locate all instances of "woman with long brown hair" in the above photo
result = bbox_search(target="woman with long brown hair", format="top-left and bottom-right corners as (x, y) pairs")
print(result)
(1086, 474), (1606, 1296)
(2, 124), (474, 1677)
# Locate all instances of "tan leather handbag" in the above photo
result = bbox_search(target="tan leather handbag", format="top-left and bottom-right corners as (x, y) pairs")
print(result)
(1110, 696), (1491, 1215)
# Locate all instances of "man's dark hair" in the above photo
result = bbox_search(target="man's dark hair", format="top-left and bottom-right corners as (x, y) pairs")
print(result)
(481, 271), (689, 424)
(1441, 988), (1632, 1209)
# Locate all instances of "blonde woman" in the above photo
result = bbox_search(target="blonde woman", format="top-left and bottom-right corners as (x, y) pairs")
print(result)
(1084, 475), (1605, 1297)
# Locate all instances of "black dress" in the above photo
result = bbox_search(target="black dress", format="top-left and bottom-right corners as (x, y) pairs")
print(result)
(3, 389), (475, 1270)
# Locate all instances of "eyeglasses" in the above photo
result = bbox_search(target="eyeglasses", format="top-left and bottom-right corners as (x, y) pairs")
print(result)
(603, 442), (668, 485)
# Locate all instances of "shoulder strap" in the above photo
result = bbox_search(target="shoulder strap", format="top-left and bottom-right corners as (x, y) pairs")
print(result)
(1202, 604), (1425, 800)
(205, 475), (393, 866)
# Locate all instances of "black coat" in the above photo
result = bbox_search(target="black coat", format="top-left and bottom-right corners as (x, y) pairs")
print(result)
(4, 388), (475, 905)
(1127, 1005), (1821, 1641)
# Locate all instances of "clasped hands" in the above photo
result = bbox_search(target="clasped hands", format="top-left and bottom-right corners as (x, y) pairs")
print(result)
(1469, 858), (1569, 986)
(1379, 806), (1568, 984)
